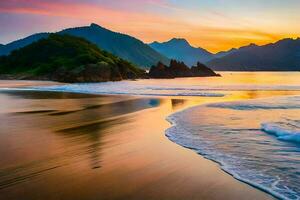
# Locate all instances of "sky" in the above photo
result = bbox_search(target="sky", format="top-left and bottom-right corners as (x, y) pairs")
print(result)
(1, 0), (300, 53)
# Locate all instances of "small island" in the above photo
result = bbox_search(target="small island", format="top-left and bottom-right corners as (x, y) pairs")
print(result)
(149, 60), (220, 78)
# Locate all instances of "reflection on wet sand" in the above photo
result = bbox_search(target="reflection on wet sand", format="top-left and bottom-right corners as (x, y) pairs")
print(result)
(57, 116), (131, 169)
(171, 99), (188, 110)
(1, 88), (299, 200)
(0, 91), (156, 192)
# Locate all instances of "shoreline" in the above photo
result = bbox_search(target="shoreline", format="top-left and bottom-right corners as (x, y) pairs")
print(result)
(0, 82), (274, 200)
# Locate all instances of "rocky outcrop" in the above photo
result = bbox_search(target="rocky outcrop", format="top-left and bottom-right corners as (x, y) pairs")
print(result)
(149, 60), (220, 78)
(147, 62), (173, 78)
(191, 62), (220, 77)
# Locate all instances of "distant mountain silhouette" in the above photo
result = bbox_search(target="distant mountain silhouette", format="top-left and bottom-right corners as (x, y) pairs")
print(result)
(207, 39), (300, 71)
(0, 23), (169, 68)
(149, 38), (214, 66)
(0, 33), (49, 56)
(214, 48), (237, 58)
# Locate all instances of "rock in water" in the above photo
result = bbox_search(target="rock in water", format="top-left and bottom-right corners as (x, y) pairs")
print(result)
(149, 60), (220, 78)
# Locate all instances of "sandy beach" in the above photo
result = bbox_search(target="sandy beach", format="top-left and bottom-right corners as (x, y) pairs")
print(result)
(0, 80), (279, 200)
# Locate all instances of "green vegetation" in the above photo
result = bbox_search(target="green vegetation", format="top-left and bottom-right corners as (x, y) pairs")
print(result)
(0, 34), (145, 82)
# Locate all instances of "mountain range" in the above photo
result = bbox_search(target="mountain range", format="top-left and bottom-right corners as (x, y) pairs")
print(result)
(150, 38), (300, 71)
(207, 39), (300, 71)
(1, 23), (299, 71)
(149, 38), (214, 66)
(0, 23), (169, 68)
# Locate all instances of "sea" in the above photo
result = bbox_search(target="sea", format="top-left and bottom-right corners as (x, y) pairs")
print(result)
(4, 72), (300, 199)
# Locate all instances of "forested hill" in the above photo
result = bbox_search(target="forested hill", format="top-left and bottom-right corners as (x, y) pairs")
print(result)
(0, 34), (146, 82)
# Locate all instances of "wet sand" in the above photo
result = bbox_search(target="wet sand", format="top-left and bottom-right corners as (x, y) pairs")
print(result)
(0, 80), (62, 88)
(0, 84), (288, 199)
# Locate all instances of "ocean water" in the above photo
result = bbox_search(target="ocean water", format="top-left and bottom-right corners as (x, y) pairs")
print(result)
(167, 95), (300, 200)
(9, 72), (300, 97)
(6, 72), (300, 199)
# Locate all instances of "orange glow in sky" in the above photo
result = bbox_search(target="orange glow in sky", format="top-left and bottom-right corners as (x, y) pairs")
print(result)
(0, 0), (300, 53)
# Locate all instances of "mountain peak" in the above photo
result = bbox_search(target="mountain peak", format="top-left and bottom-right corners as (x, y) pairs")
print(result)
(90, 23), (101, 28)
(169, 38), (187, 42)
(149, 38), (214, 66)
(248, 43), (258, 47)
(149, 38), (192, 48)
(89, 23), (108, 31)
(238, 43), (258, 51)
(168, 38), (190, 45)
(150, 41), (160, 45)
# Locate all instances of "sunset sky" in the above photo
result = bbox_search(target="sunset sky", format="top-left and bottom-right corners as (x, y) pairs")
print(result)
(1, 0), (300, 53)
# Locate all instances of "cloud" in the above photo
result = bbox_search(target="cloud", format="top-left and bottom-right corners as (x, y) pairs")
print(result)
(0, 0), (176, 24)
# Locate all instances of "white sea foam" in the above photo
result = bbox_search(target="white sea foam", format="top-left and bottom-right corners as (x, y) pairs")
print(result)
(11, 81), (226, 97)
(261, 123), (300, 143)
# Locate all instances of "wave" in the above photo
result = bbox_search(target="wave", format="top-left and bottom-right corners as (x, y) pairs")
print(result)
(261, 123), (300, 143)
(1, 84), (225, 97)
(3, 79), (300, 98)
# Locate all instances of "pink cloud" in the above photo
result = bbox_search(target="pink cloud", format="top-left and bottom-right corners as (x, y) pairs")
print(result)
(0, 0), (182, 44)
(0, 0), (170, 14)
(0, 0), (174, 24)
